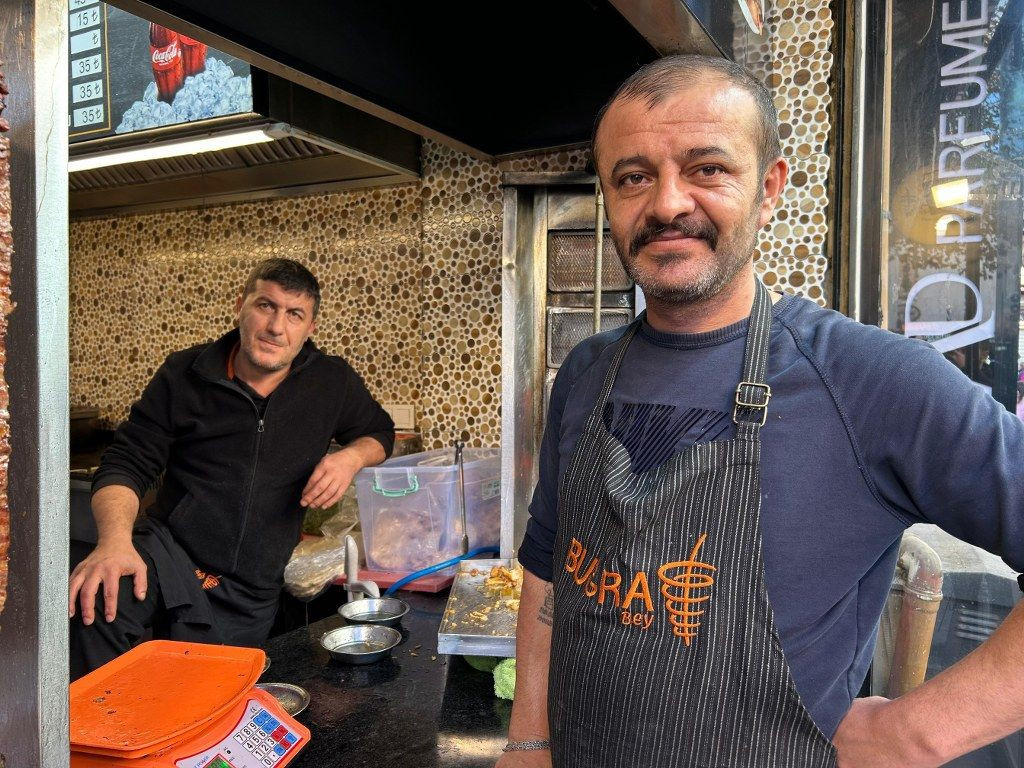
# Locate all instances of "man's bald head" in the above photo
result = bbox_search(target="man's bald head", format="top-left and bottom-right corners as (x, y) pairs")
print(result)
(592, 55), (782, 176)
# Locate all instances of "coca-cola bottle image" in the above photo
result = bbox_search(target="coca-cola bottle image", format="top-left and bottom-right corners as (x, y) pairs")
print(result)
(149, 23), (184, 103)
(179, 35), (207, 77)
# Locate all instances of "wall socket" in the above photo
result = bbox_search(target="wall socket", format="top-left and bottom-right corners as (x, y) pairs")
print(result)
(382, 402), (416, 431)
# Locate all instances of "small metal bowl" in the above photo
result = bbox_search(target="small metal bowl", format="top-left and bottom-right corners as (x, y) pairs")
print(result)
(321, 624), (402, 665)
(337, 597), (410, 628)
(255, 682), (310, 717)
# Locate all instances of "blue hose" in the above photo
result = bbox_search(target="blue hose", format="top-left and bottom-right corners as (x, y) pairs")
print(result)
(384, 547), (500, 595)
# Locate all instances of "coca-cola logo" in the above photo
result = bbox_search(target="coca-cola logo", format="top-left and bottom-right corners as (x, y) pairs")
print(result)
(151, 41), (180, 67)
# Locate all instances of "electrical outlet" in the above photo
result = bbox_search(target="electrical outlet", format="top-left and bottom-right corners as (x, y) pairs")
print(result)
(382, 402), (416, 430)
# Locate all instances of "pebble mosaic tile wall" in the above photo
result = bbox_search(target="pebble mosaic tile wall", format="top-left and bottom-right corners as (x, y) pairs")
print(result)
(70, 5), (834, 447)
(70, 186), (424, 435)
(736, 0), (835, 304)
(416, 143), (591, 448)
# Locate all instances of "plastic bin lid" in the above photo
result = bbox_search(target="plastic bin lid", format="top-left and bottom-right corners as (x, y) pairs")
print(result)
(359, 446), (499, 473)
(70, 640), (265, 758)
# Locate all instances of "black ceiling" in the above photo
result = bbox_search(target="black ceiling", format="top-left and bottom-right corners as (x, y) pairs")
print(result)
(109, 1), (663, 156)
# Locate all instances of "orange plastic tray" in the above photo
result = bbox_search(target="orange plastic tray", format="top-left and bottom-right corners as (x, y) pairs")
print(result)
(70, 640), (265, 759)
(71, 687), (310, 768)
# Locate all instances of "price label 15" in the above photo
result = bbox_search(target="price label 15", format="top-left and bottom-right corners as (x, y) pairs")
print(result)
(72, 104), (105, 128)
(72, 79), (103, 104)
(71, 54), (103, 80)
(68, 6), (101, 32)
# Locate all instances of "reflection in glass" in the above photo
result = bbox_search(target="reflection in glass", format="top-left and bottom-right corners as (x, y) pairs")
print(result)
(886, 0), (1023, 411)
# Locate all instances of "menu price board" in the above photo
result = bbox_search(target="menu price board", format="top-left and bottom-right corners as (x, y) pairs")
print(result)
(68, 0), (108, 135)
(68, 1), (253, 143)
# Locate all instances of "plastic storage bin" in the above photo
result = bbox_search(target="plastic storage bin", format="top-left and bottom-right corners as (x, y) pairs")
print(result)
(354, 447), (501, 573)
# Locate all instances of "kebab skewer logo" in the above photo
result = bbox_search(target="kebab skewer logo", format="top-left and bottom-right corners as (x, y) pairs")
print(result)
(564, 533), (716, 643)
(657, 534), (715, 646)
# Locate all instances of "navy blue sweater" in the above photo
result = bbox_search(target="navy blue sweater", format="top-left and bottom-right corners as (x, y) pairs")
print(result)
(519, 294), (1024, 738)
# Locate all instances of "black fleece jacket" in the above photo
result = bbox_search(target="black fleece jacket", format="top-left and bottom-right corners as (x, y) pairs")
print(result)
(93, 329), (395, 590)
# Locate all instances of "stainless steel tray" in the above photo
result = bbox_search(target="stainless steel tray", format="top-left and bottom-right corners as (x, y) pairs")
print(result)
(437, 558), (519, 657)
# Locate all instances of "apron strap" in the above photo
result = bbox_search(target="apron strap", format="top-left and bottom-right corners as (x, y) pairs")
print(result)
(732, 280), (774, 439)
(582, 320), (640, 435)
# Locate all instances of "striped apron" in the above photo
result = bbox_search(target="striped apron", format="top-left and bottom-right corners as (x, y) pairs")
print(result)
(549, 282), (837, 767)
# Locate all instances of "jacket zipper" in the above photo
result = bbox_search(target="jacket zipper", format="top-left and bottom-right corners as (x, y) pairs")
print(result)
(218, 380), (269, 570)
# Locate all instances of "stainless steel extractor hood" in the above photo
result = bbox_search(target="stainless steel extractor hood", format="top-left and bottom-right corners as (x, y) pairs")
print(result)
(69, 72), (421, 218)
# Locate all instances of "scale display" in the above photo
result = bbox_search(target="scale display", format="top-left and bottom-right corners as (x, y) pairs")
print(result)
(67, 0), (253, 142)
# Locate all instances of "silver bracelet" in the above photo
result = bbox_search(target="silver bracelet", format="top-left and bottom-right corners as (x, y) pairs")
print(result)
(502, 739), (551, 753)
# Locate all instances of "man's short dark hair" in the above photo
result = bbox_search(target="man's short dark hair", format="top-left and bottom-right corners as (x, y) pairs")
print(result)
(242, 258), (321, 318)
(591, 55), (782, 176)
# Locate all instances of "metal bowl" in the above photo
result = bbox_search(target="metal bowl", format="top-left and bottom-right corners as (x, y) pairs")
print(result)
(255, 682), (309, 716)
(321, 624), (402, 665)
(337, 597), (409, 628)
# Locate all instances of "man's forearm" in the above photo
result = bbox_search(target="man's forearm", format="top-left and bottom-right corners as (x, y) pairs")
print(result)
(91, 485), (140, 546)
(337, 435), (387, 470)
(507, 570), (554, 741)
(886, 599), (1024, 763)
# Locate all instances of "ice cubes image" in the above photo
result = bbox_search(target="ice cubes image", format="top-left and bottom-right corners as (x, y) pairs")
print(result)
(115, 57), (252, 133)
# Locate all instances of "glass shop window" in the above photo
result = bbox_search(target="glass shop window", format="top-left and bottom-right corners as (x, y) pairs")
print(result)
(884, 0), (1023, 412)
(859, 3), (1024, 766)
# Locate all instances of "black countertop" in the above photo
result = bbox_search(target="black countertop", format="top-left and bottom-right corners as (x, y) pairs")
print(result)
(261, 591), (511, 768)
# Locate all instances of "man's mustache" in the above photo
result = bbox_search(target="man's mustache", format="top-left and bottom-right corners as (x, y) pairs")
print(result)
(629, 218), (719, 258)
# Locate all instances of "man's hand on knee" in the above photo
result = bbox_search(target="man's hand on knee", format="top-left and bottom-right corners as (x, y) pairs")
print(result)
(69, 542), (148, 625)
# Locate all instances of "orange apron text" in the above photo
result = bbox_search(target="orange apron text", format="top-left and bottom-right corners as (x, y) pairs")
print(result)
(564, 534), (716, 645)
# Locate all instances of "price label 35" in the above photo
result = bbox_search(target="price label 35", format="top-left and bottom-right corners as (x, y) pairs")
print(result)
(71, 54), (103, 80)
(72, 79), (104, 104)
(72, 104), (105, 128)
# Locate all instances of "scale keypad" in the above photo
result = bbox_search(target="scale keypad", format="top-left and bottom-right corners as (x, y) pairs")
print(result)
(178, 699), (301, 768)
(240, 708), (297, 765)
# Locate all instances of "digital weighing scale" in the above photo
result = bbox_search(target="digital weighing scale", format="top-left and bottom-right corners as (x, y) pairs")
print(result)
(70, 641), (310, 767)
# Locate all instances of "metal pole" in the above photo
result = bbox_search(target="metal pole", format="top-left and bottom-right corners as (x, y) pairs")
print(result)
(877, 0), (894, 330)
(453, 440), (469, 555)
(0, 1), (70, 766)
(847, 0), (869, 323)
(594, 182), (604, 334)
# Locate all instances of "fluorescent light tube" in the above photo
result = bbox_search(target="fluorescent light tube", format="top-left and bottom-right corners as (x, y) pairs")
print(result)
(68, 127), (277, 173)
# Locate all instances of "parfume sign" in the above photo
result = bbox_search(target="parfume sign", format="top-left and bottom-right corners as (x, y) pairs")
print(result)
(933, 1), (993, 246)
(887, 0), (1022, 408)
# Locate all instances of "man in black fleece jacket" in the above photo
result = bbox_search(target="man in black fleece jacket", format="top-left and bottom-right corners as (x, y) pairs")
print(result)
(68, 258), (395, 679)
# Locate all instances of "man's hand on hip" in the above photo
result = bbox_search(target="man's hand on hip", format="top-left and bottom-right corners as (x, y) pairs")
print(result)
(833, 696), (939, 768)
(68, 540), (148, 625)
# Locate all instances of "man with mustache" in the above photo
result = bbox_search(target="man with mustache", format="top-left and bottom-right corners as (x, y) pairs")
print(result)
(500, 56), (1024, 767)
(69, 258), (394, 679)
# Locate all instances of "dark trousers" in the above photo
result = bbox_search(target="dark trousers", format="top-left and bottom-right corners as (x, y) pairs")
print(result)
(69, 540), (278, 681)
